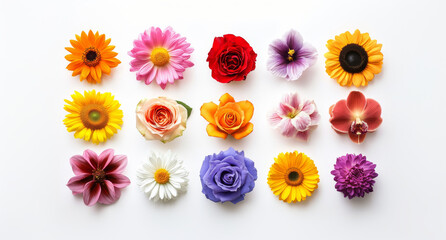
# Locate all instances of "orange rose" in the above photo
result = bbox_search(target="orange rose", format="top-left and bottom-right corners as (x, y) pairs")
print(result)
(200, 93), (254, 139)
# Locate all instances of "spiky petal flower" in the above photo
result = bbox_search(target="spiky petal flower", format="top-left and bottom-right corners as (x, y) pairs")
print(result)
(331, 154), (378, 199)
(269, 93), (320, 141)
(136, 151), (189, 201)
(129, 26), (194, 89)
(267, 29), (317, 80)
(67, 149), (131, 206)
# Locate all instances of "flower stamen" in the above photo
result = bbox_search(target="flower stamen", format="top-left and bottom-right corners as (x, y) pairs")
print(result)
(150, 47), (170, 66)
(287, 49), (295, 61)
(154, 168), (170, 184)
(82, 47), (101, 67)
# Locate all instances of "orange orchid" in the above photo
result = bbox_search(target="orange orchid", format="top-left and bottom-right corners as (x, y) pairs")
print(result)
(200, 93), (254, 139)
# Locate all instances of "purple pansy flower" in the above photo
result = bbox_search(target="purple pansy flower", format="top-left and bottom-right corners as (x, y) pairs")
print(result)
(200, 147), (257, 204)
(331, 154), (378, 199)
(267, 29), (317, 80)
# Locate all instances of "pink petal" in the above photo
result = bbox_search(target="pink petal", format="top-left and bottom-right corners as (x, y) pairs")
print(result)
(278, 103), (295, 116)
(279, 118), (296, 137)
(67, 174), (92, 194)
(83, 149), (99, 169)
(97, 180), (117, 205)
(139, 62), (154, 76)
(347, 91), (367, 113)
(83, 181), (101, 206)
(269, 112), (283, 126)
(291, 112), (311, 131)
(145, 67), (158, 85)
(104, 155), (128, 174)
(107, 174), (131, 189)
(295, 130), (309, 141)
(362, 99), (383, 131)
(283, 93), (300, 109)
(70, 155), (93, 175)
(98, 149), (114, 170)
(349, 130), (367, 144)
(329, 100), (353, 133)
(301, 100), (316, 115)
(309, 111), (320, 125)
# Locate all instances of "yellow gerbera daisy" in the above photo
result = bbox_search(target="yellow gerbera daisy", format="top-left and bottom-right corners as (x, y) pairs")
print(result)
(267, 151), (319, 203)
(325, 29), (383, 87)
(63, 90), (123, 144)
(65, 30), (121, 84)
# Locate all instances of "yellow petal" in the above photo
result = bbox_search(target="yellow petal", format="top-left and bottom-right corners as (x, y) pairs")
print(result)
(352, 73), (365, 87)
(232, 122), (253, 140)
(219, 93), (235, 106)
(206, 124), (228, 139)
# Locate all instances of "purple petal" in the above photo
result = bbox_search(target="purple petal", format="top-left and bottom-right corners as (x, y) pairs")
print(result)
(286, 29), (303, 51)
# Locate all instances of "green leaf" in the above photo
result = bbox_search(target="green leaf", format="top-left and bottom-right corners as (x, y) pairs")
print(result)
(176, 100), (192, 118)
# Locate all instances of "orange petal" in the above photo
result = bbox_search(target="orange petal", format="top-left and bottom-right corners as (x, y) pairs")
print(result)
(346, 91), (366, 113)
(219, 93), (235, 106)
(329, 99), (352, 133)
(352, 73), (365, 87)
(362, 99), (382, 131)
(237, 100), (254, 126)
(200, 102), (218, 125)
(206, 124), (228, 139)
(232, 122), (253, 140)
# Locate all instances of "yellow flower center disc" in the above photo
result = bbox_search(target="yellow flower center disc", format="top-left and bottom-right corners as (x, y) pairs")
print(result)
(150, 47), (170, 66)
(285, 167), (304, 186)
(154, 168), (170, 184)
(80, 104), (109, 130)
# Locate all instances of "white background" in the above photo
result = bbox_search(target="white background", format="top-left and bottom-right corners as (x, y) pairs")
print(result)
(0, 0), (445, 239)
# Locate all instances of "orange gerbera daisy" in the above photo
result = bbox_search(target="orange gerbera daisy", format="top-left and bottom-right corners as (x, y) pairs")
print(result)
(65, 30), (121, 83)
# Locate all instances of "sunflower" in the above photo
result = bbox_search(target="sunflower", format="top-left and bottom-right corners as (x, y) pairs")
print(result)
(325, 29), (383, 87)
(267, 151), (319, 203)
(63, 90), (123, 144)
(65, 30), (121, 84)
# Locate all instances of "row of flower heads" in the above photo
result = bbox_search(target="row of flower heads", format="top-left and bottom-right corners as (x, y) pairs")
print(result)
(64, 27), (383, 206)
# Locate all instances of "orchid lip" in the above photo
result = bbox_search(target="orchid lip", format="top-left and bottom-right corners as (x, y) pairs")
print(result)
(350, 118), (368, 135)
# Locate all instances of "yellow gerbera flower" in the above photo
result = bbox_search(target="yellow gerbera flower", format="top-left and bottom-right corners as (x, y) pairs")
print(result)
(325, 29), (383, 87)
(63, 90), (123, 144)
(267, 151), (319, 203)
(65, 30), (121, 84)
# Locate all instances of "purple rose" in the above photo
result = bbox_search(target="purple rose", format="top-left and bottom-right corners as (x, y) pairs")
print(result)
(200, 147), (257, 204)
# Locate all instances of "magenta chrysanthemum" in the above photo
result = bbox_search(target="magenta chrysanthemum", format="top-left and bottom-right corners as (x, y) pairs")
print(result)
(331, 154), (378, 199)
(267, 29), (317, 80)
(129, 27), (194, 89)
(269, 93), (320, 141)
(67, 149), (131, 206)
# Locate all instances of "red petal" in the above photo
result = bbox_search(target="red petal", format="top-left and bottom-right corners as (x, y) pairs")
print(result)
(349, 130), (367, 144)
(70, 155), (94, 175)
(83, 181), (101, 206)
(347, 91), (367, 113)
(329, 104), (334, 118)
(363, 99), (383, 131)
(329, 100), (353, 133)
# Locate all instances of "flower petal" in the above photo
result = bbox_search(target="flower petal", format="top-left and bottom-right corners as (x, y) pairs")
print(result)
(70, 155), (94, 175)
(206, 124), (228, 139)
(98, 149), (114, 170)
(67, 174), (92, 194)
(349, 130), (367, 144)
(362, 99), (383, 131)
(232, 122), (254, 139)
(107, 174), (131, 189)
(104, 154), (128, 174)
(347, 91), (367, 113)
(200, 102), (218, 125)
(83, 181), (101, 206)
(219, 93), (235, 107)
(237, 100), (254, 127)
(83, 149), (99, 169)
(291, 112), (311, 131)
(329, 100), (353, 133)
(97, 180), (117, 205)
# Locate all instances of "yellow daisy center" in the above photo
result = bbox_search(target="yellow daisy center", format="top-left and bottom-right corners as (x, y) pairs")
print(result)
(82, 47), (101, 67)
(287, 49), (295, 61)
(80, 104), (109, 130)
(154, 168), (170, 184)
(151, 47), (170, 66)
(285, 167), (304, 186)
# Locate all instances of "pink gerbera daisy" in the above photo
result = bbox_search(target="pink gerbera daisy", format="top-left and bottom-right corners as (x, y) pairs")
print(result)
(129, 26), (194, 89)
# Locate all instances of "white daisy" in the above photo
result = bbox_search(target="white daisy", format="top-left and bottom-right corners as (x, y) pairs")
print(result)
(137, 150), (189, 201)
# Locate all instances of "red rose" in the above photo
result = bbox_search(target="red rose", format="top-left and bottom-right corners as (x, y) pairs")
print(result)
(207, 34), (257, 83)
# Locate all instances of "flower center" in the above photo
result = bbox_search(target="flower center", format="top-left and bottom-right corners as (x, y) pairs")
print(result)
(146, 105), (173, 127)
(287, 49), (295, 61)
(80, 104), (109, 130)
(339, 44), (368, 73)
(150, 47), (170, 66)
(82, 47), (101, 67)
(285, 167), (304, 186)
(92, 169), (106, 182)
(287, 110), (299, 119)
(350, 117), (368, 136)
(154, 168), (170, 184)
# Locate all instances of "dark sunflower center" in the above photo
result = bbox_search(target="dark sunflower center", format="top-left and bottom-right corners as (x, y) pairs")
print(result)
(93, 169), (106, 182)
(86, 51), (97, 61)
(82, 47), (101, 67)
(339, 44), (368, 73)
(285, 167), (303, 186)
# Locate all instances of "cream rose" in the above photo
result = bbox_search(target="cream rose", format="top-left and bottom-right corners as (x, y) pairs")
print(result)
(136, 97), (188, 143)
